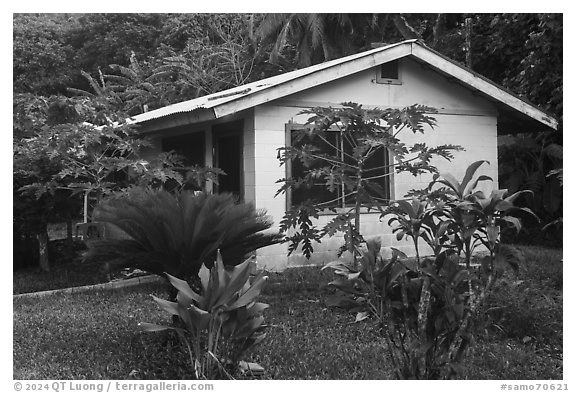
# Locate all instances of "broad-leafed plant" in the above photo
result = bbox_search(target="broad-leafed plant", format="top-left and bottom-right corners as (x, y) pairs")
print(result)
(276, 102), (462, 261)
(13, 94), (185, 271)
(324, 161), (535, 379)
(426, 160), (538, 267)
(139, 252), (268, 379)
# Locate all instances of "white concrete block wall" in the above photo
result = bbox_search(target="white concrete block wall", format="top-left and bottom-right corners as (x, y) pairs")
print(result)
(393, 113), (499, 200)
(250, 106), (298, 271)
(250, 104), (499, 270)
(248, 104), (443, 270)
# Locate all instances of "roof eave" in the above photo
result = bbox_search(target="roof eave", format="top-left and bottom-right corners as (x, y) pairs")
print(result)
(130, 39), (557, 134)
(410, 42), (558, 132)
(212, 42), (414, 119)
(132, 107), (217, 133)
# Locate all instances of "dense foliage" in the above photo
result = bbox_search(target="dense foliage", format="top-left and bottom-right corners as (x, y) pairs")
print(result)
(13, 13), (562, 119)
(13, 94), (185, 271)
(324, 161), (534, 379)
(498, 132), (562, 245)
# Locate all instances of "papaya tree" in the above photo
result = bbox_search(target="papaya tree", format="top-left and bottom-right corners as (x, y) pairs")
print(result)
(276, 102), (462, 261)
(13, 94), (183, 271)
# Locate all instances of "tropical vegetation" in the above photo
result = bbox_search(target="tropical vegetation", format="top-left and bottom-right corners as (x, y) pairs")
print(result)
(323, 161), (537, 379)
(139, 252), (269, 379)
(13, 245), (562, 380)
(276, 103), (462, 260)
(84, 188), (281, 282)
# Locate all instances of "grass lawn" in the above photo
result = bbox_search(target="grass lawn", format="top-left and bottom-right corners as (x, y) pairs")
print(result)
(13, 262), (108, 295)
(13, 245), (562, 380)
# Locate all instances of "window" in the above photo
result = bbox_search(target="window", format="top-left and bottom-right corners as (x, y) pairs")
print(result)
(286, 124), (391, 209)
(375, 60), (401, 85)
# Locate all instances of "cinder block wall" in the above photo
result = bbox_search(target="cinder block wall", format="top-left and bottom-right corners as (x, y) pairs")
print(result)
(251, 104), (498, 271)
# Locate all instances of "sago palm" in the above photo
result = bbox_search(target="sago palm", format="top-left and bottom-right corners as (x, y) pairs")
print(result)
(84, 187), (282, 281)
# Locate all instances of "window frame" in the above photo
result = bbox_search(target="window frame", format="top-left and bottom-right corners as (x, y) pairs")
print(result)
(284, 122), (393, 212)
(375, 60), (402, 85)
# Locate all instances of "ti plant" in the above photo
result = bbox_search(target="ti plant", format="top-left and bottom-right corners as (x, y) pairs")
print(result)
(139, 252), (268, 379)
(427, 160), (538, 267)
(324, 161), (536, 379)
(324, 240), (469, 379)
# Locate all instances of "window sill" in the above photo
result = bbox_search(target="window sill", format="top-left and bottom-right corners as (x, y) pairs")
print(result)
(313, 206), (386, 216)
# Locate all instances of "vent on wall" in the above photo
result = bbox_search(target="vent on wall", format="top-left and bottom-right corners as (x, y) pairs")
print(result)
(375, 60), (401, 84)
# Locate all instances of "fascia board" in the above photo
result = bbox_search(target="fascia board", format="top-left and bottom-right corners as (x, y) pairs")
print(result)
(411, 43), (558, 131)
(212, 43), (413, 119)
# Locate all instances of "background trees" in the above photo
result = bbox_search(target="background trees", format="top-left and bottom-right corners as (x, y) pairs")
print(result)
(13, 94), (183, 271)
(13, 13), (562, 120)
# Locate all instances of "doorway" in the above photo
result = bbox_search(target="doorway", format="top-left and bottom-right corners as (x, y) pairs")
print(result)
(213, 121), (243, 200)
(161, 131), (205, 191)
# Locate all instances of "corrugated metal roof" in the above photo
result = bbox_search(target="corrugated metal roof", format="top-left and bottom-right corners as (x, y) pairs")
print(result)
(129, 40), (417, 124)
(129, 39), (557, 132)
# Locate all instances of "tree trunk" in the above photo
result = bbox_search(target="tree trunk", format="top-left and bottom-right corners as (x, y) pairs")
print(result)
(352, 162), (364, 267)
(392, 14), (422, 40)
(66, 211), (74, 260)
(432, 14), (446, 48)
(37, 225), (50, 272)
(465, 18), (473, 69)
(417, 276), (431, 379)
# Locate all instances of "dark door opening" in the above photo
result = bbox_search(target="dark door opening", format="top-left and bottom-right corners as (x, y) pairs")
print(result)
(162, 131), (205, 191)
(213, 121), (243, 200)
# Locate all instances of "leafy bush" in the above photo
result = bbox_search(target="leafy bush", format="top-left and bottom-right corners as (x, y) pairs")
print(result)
(498, 132), (562, 246)
(324, 161), (533, 379)
(139, 252), (268, 379)
(84, 187), (282, 282)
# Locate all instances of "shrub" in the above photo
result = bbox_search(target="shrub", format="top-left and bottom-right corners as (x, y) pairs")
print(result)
(324, 161), (533, 379)
(139, 252), (268, 379)
(498, 132), (562, 246)
(83, 187), (282, 282)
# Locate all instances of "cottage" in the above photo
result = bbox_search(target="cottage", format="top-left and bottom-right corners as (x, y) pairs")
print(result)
(130, 39), (557, 271)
